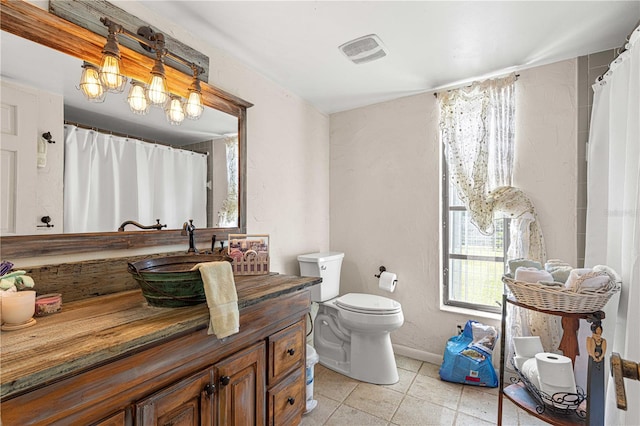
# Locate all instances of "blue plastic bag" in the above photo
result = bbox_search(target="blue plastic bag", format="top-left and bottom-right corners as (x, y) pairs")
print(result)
(438, 320), (498, 387)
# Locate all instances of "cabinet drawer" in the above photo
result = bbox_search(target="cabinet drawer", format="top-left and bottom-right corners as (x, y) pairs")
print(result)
(268, 319), (305, 384)
(267, 366), (305, 426)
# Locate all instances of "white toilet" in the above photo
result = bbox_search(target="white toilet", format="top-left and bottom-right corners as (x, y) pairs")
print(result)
(298, 252), (404, 385)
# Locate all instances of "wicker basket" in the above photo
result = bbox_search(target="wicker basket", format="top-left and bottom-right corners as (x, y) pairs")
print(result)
(502, 276), (620, 313)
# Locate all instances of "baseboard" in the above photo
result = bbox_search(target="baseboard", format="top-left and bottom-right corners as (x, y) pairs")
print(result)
(393, 343), (443, 366)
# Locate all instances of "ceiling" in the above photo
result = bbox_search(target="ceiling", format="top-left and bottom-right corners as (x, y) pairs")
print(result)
(131, 0), (640, 114)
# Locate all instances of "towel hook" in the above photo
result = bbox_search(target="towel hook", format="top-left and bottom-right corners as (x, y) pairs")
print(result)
(374, 266), (386, 278)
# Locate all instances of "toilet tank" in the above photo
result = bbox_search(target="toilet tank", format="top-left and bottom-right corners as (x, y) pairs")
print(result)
(297, 252), (344, 302)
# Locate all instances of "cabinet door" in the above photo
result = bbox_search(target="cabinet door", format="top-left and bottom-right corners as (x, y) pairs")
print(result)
(135, 368), (215, 426)
(216, 341), (266, 426)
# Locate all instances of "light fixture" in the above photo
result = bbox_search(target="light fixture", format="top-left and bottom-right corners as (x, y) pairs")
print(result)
(147, 45), (169, 107)
(185, 68), (204, 120)
(127, 81), (149, 115)
(165, 95), (185, 125)
(99, 20), (127, 92)
(78, 62), (106, 102)
(79, 17), (207, 125)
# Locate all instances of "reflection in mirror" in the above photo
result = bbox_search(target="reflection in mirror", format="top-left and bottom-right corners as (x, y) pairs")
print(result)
(1, 31), (239, 235)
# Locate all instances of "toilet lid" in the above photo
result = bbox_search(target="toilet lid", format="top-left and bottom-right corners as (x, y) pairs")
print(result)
(335, 293), (402, 314)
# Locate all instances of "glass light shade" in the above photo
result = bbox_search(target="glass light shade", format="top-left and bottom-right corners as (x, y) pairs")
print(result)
(99, 53), (127, 92)
(127, 82), (149, 115)
(185, 90), (204, 120)
(166, 97), (185, 125)
(147, 74), (168, 106)
(79, 64), (105, 102)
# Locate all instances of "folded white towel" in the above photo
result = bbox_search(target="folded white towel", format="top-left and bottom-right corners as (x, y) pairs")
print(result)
(565, 268), (610, 292)
(514, 267), (553, 283)
(593, 265), (622, 283)
(192, 261), (239, 338)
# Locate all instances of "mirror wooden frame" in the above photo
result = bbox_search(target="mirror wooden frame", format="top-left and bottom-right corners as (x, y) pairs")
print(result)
(0, 0), (251, 258)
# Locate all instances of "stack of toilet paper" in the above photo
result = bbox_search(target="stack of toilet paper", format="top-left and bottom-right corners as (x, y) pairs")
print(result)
(512, 336), (577, 405)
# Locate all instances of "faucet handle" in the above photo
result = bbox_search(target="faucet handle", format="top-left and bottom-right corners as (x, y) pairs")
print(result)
(610, 352), (640, 410)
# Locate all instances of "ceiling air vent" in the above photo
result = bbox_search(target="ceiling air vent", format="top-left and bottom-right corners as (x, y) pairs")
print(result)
(339, 34), (387, 64)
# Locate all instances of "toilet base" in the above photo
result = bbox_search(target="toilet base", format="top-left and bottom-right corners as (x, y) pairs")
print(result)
(314, 308), (400, 385)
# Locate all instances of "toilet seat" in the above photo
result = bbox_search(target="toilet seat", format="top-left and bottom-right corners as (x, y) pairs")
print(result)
(335, 293), (402, 315)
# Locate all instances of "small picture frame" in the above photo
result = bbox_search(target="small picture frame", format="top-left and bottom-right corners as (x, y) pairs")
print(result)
(227, 234), (270, 275)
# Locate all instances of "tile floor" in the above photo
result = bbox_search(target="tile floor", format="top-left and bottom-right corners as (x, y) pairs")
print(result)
(300, 355), (548, 426)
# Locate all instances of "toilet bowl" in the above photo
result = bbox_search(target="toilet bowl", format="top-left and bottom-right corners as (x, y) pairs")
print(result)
(298, 252), (404, 385)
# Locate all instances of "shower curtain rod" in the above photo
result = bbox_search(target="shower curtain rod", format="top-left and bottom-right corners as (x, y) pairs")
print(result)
(596, 19), (640, 83)
(63, 121), (209, 156)
(433, 74), (519, 98)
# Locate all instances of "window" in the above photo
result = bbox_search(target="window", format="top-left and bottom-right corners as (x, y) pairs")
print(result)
(438, 74), (516, 314)
(442, 164), (508, 313)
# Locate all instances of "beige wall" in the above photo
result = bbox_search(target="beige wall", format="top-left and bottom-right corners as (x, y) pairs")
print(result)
(329, 59), (578, 361)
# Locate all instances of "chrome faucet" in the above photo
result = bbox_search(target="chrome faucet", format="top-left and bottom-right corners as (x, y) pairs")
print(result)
(118, 219), (166, 232)
(182, 219), (198, 253)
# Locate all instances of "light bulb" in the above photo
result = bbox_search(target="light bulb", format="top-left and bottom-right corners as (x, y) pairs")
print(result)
(79, 63), (105, 102)
(147, 74), (168, 106)
(127, 82), (149, 115)
(185, 91), (204, 119)
(166, 97), (185, 125)
(99, 53), (126, 92)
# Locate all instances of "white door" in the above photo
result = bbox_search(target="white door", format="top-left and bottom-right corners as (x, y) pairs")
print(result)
(1, 81), (38, 235)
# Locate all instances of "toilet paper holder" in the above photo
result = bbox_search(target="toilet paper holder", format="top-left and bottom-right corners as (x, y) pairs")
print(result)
(374, 266), (386, 278)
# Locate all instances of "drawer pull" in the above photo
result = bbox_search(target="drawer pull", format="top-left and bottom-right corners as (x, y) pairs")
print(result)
(287, 348), (295, 356)
(220, 375), (231, 387)
(287, 397), (295, 405)
(204, 383), (215, 397)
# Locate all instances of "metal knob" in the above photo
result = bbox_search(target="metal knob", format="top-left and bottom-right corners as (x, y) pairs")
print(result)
(287, 348), (295, 356)
(203, 383), (215, 397)
(220, 375), (231, 387)
(287, 397), (295, 405)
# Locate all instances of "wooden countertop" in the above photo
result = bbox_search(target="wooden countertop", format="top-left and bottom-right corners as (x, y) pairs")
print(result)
(0, 273), (321, 399)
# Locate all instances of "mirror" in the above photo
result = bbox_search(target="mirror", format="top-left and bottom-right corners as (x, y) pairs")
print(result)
(0, 1), (250, 258)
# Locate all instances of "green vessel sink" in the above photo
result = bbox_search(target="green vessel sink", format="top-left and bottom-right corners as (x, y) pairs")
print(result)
(128, 254), (232, 308)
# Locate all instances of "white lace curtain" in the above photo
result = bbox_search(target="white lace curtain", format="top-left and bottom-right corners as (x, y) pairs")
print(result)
(439, 74), (516, 234)
(439, 73), (546, 261)
(64, 125), (207, 233)
(586, 24), (640, 425)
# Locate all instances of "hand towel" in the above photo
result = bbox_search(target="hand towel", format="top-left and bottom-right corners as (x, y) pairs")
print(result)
(508, 258), (542, 275)
(544, 259), (573, 284)
(593, 265), (622, 283)
(514, 267), (553, 283)
(191, 261), (239, 338)
(565, 268), (610, 292)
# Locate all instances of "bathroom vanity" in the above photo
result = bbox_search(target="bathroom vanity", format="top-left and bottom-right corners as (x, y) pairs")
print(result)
(0, 273), (320, 426)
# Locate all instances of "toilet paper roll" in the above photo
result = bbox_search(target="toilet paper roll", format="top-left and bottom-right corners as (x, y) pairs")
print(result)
(520, 358), (540, 390)
(535, 352), (576, 394)
(378, 271), (397, 293)
(513, 336), (544, 358)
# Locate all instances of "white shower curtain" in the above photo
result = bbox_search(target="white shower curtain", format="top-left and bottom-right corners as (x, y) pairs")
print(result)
(64, 125), (207, 233)
(585, 24), (639, 424)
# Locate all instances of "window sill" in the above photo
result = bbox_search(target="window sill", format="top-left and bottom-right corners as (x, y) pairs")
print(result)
(440, 304), (502, 322)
